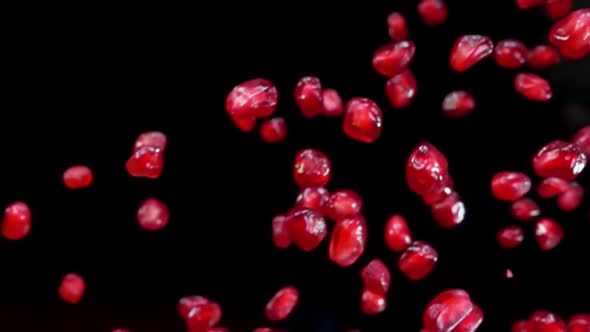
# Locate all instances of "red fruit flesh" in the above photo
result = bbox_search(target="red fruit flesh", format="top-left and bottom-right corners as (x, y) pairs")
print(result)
(58, 273), (86, 304)
(497, 225), (525, 249)
(515, 0), (544, 9)
(423, 289), (476, 332)
(556, 182), (583, 211)
(126, 145), (164, 179)
(186, 300), (222, 332)
(537, 177), (569, 198)
(384, 214), (413, 252)
(325, 190), (362, 222)
(178, 296), (210, 320)
(545, 0), (573, 20)
(387, 12), (409, 42)
(225, 78), (278, 119)
(510, 198), (541, 221)
(406, 142), (449, 197)
(329, 215), (368, 267)
(293, 149), (331, 188)
(568, 314), (590, 332)
(259, 117), (287, 143)
(529, 310), (566, 332)
(418, 0), (448, 26)
(137, 198), (169, 231)
(398, 241), (438, 280)
(494, 39), (528, 69)
(385, 70), (417, 108)
(63, 165), (93, 189)
(442, 91), (475, 118)
(572, 126), (590, 156)
(272, 214), (291, 249)
(527, 45), (560, 70)
(549, 9), (590, 60)
(533, 140), (587, 180)
(535, 218), (564, 251)
(295, 187), (330, 213)
(514, 73), (553, 102)
(2, 201), (32, 240)
(491, 171), (532, 201)
(343, 97), (383, 143)
(286, 208), (327, 251)
(450, 35), (494, 72)
(430, 191), (466, 229)
(322, 89), (344, 117)
(295, 76), (323, 118)
(361, 259), (391, 294)
(135, 131), (167, 150)
(265, 286), (299, 321)
(361, 289), (387, 315)
(372, 41), (416, 77)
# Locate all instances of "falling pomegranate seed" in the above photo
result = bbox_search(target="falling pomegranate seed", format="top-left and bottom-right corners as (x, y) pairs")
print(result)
(535, 218), (564, 251)
(322, 89), (344, 117)
(286, 208), (327, 251)
(512, 320), (532, 332)
(510, 198), (541, 221)
(385, 70), (417, 108)
(293, 149), (331, 188)
(372, 41), (416, 77)
(384, 214), (413, 252)
(497, 225), (525, 249)
(527, 45), (560, 70)
(62, 165), (93, 189)
(506, 269), (514, 278)
(126, 145), (164, 179)
(556, 182), (584, 212)
(325, 190), (362, 222)
(491, 171), (532, 201)
(225, 78), (278, 119)
(430, 191), (466, 228)
(450, 35), (494, 72)
(178, 296), (210, 320)
(58, 273), (86, 304)
(134, 131), (167, 150)
(259, 117), (287, 143)
(398, 241), (438, 280)
(532, 140), (587, 180)
(360, 289), (387, 315)
(569, 314), (590, 332)
(529, 310), (567, 332)
(387, 12), (409, 42)
(294, 76), (323, 118)
(361, 259), (391, 294)
(571, 126), (590, 156)
(494, 39), (528, 69)
(423, 289), (483, 332)
(136, 198), (169, 231)
(514, 73), (553, 102)
(545, 0), (573, 19)
(329, 215), (368, 266)
(265, 286), (299, 321)
(548, 9), (590, 60)
(515, 0), (544, 9)
(295, 187), (330, 213)
(229, 113), (257, 133)
(272, 214), (291, 249)
(418, 0), (448, 26)
(343, 97), (383, 143)
(1, 202), (32, 240)
(442, 90), (475, 118)
(185, 299), (222, 332)
(406, 142), (449, 197)
(537, 177), (570, 198)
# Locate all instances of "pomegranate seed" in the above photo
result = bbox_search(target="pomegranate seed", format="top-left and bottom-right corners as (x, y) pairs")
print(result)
(286, 208), (327, 251)
(510, 198), (541, 221)
(418, 0), (448, 26)
(569, 314), (590, 332)
(423, 185), (454, 205)
(430, 191), (466, 228)
(533, 140), (587, 180)
(529, 310), (567, 332)
(360, 289), (387, 315)
(398, 241), (438, 280)
(384, 214), (413, 252)
(295, 187), (330, 212)
(557, 182), (584, 212)
(329, 215), (368, 266)
(572, 126), (590, 156)
(137, 198), (169, 231)
(343, 97), (383, 143)
(548, 9), (590, 60)
(225, 78), (278, 119)
(527, 45), (560, 70)
(372, 41), (416, 77)
(322, 89), (344, 117)
(325, 190), (362, 222)
(293, 149), (331, 188)
(537, 177), (570, 198)
(126, 145), (165, 179)
(259, 117), (287, 143)
(134, 131), (167, 150)
(423, 289), (478, 332)
(294, 76), (323, 118)
(450, 35), (494, 72)
(515, 0), (544, 9)
(1, 202), (32, 240)
(442, 91), (475, 118)
(58, 273), (86, 304)
(178, 296), (209, 320)
(265, 286), (299, 321)
(229, 113), (256, 133)
(387, 12), (409, 42)
(361, 259), (391, 294)
(272, 214), (291, 249)
(63, 165), (93, 189)
(497, 225), (525, 249)
(455, 305), (484, 332)
(186, 299), (222, 332)
(506, 269), (514, 278)
(406, 142), (449, 197)
(514, 73), (553, 102)
(545, 0), (573, 20)
(494, 39), (528, 69)
(385, 70), (417, 108)
(535, 218), (564, 251)
(491, 171), (532, 201)
(512, 320), (532, 332)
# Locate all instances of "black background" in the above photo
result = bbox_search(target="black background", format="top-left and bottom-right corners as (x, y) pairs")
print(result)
(2, 1), (590, 331)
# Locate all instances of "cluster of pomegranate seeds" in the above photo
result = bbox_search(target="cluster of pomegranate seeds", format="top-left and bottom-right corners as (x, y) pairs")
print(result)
(421, 289), (483, 332)
(136, 197), (169, 231)
(1, 201), (32, 240)
(418, 0), (448, 26)
(494, 39), (528, 69)
(450, 35), (494, 72)
(126, 131), (167, 178)
(259, 117), (288, 143)
(549, 9), (590, 60)
(265, 286), (299, 321)
(178, 295), (222, 331)
(387, 12), (408, 42)
(442, 90), (475, 118)
(62, 165), (93, 189)
(58, 273), (86, 304)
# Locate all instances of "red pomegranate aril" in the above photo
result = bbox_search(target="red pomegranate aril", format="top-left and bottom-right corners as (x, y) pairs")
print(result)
(265, 286), (299, 321)
(418, 0), (448, 26)
(529, 310), (566, 332)
(229, 113), (256, 132)
(549, 9), (590, 60)
(225, 78), (278, 119)
(178, 296), (210, 320)
(295, 76), (323, 118)
(406, 142), (449, 197)
(535, 218), (564, 251)
(455, 305), (484, 332)
(372, 41), (416, 77)
(361, 259), (391, 295)
(387, 12), (409, 42)
(329, 215), (368, 267)
(569, 314), (590, 332)
(398, 241), (438, 280)
(514, 73), (553, 101)
(58, 273), (86, 304)
(497, 225), (525, 249)
(322, 89), (344, 117)
(385, 70), (417, 108)
(572, 126), (590, 156)
(384, 214), (413, 252)
(286, 208), (327, 251)
(450, 35), (494, 72)
(515, 0), (544, 9)
(512, 320), (532, 332)
(533, 140), (587, 180)
(442, 91), (475, 118)
(537, 177), (569, 198)
(557, 182), (584, 211)
(491, 171), (532, 201)
(325, 190), (362, 222)
(361, 289), (387, 315)
(295, 187), (330, 213)
(545, 0), (573, 19)
(423, 289), (476, 332)
(259, 117), (287, 143)
(494, 39), (528, 69)
(126, 146), (164, 179)
(510, 198), (541, 221)
(293, 149), (331, 188)
(2, 202), (32, 240)
(527, 45), (560, 70)
(63, 165), (93, 189)
(135, 131), (167, 150)
(137, 198), (169, 231)
(272, 214), (291, 249)
(430, 191), (466, 229)
(423, 185), (454, 205)
(186, 300), (222, 332)
(343, 97), (383, 143)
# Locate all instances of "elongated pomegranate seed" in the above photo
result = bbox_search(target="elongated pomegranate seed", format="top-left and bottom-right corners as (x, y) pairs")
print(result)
(58, 273), (86, 304)
(343, 97), (383, 143)
(229, 114), (256, 133)
(569, 314), (590, 332)
(535, 218), (564, 251)
(225, 78), (278, 119)
(137, 198), (169, 231)
(548, 9), (590, 60)
(387, 12), (409, 42)
(418, 0), (448, 26)
(497, 225), (525, 249)
(2, 202), (32, 240)
(515, 0), (544, 9)
(533, 140), (587, 180)
(537, 177), (569, 198)
(360, 289), (387, 315)
(385, 70), (417, 108)
(545, 0), (573, 19)
(63, 165), (93, 189)
(529, 310), (566, 332)
(527, 45), (560, 69)
(442, 90), (475, 118)
(329, 215), (367, 266)
(372, 41), (416, 77)
(186, 299), (222, 332)
(514, 73), (552, 101)
(293, 149), (331, 188)
(361, 259), (390, 294)
(512, 320), (532, 332)
(265, 286), (299, 321)
(178, 296), (210, 320)
(272, 214), (291, 249)
(126, 145), (164, 179)
(135, 131), (167, 150)
(494, 39), (528, 69)
(557, 182), (583, 211)
(322, 89), (344, 117)
(450, 35), (494, 72)
(295, 76), (323, 118)
(259, 117), (287, 143)
(384, 214), (413, 252)
(423, 289), (482, 332)
(430, 191), (466, 228)
(491, 171), (532, 201)
(286, 208), (327, 251)
(511, 198), (541, 221)
(295, 187), (330, 213)
(325, 190), (362, 222)
(398, 241), (438, 280)
(572, 126), (590, 156)
(406, 142), (449, 197)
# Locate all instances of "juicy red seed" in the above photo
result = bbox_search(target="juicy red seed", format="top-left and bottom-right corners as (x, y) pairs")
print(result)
(529, 310), (567, 332)
(1, 202), (32, 240)
(360, 289), (387, 315)
(510, 198), (541, 221)
(322, 89), (344, 117)
(537, 177), (570, 198)
(178, 296), (210, 320)
(423, 289), (475, 332)
(58, 273), (86, 304)
(535, 218), (564, 251)
(186, 300), (222, 332)
(418, 0), (448, 26)
(512, 320), (532, 332)
(569, 314), (590, 332)
(398, 241), (438, 280)
(385, 70), (417, 108)
(450, 35), (494, 72)
(497, 225), (525, 249)
(286, 208), (327, 251)
(454, 304), (484, 332)
(546, 0), (573, 19)
(272, 214), (291, 249)
(442, 90), (475, 118)
(329, 215), (368, 267)
(549, 9), (590, 60)
(515, 0), (544, 9)
(491, 171), (532, 201)
(423, 184), (454, 205)
(361, 259), (391, 294)
(137, 198), (169, 231)
(557, 182), (584, 212)
(406, 142), (449, 197)
(126, 146), (164, 179)
(135, 131), (167, 150)
(384, 214), (413, 252)
(514, 73), (553, 102)
(265, 286), (299, 321)
(63, 165), (93, 189)
(325, 190), (362, 222)
(372, 41), (416, 77)
(533, 140), (587, 180)
(494, 39), (528, 69)
(225, 78), (278, 119)
(343, 97), (383, 143)
(430, 191), (466, 228)
(229, 113), (257, 132)
(295, 187), (330, 213)
(294, 76), (323, 118)
(293, 149), (331, 188)
(527, 45), (560, 70)
(387, 12), (409, 42)
(259, 117), (287, 143)
(572, 126), (590, 156)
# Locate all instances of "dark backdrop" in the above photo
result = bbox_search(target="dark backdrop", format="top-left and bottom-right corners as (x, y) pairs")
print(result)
(1, 1), (590, 331)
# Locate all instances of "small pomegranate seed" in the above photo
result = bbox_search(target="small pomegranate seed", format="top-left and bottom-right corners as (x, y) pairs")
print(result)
(63, 165), (93, 189)
(491, 171), (532, 201)
(510, 198), (541, 221)
(325, 190), (362, 222)
(533, 140), (587, 180)
(360, 289), (387, 315)
(494, 39), (528, 69)
(423, 185), (454, 205)
(126, 145), (164, 179)
(294, 76), (323, 118)
(442, 90), (475, 118)
(497, 225), (525, 249)
(384, 214), (413, 252)
(548, 9), (590, 60)
(372, 41), (416, 77)
(295, 187), (330, 212)
(361, 259), (391, 295)
(527, 45), (560, 70)
(537, 177), (570, 198)
(535, 218), (564, 251)
(293, 149), (331, 188)
(506, 269), (514, 278)
(512, 320), (532, 332)
(387, 12), (409, 42)
(178, 296), (210, 320)
(450, 35), (494, 72)
(272, 214), (291, 249)
(385, 70), (417, 108)
(186, 299), (222, 332)
(515, 0), (544, 9)
(418, 0), (448, 26)
(423, 289), (478, 332)
(398, 241), (438, 280)
(259, 117), (287, 143)
(572, 126), (590, 156)
(137, 198), (169, 231)
(1, 202), (32, 240)
(265, 286), (299, 321)
(343, 97), (383, 143)
(529, 310), (567, 332)
(514, 73), (553, 102)
(455, 304), (484, 332)
(229, 113), (256, 133)
(569, 314), (590, 332)
(286, 208), (327, 251)
(58, 273), (86, 304)
(557, 182), (584, 212)
(322, 89), (344, 117)
(134, 131), (167, 150)
(225, 78), (278, 119)
(406, 142), (449, 197)
(329, 215), (368, 266)
(545, 0), (573, 20)
(430, 191), (466, 229)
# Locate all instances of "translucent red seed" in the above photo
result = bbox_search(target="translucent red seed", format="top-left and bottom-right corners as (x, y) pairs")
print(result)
(361, 259), (391, 295)
(529, 310), (566, 332)
(527, 45), (560, 70)
(537, 177), (570, 198)
(286, 208), (327, 251)
(1, 201), (32, 240)
(430, 191), (466, 228)
(225, 78), (278, 119)
(372, 41), (416, 77)
(494, 39), (528, 69)
(137, 198), (169, 231)
(329, 215), (368, 266)
(343, 97), (383, 143)
(63, 165), (93, 189)
(272, 214), (291, 249)
(450, 35), (494, 72)
(385, 70), (417, 108)
(126, 145), (165, 179)
(384, 214), (413, 252)
(265, 286), (299, 321)
(295, 187), (330, 212)
(533, 140), (587, 180)
(548, 9), (590, 60)
(58, 273), (86, 304)
(293, 149), (331, 188)
(572, 126), (590, 156)
(514, 73), (553, 102)
(135, 131), (167, 150)
(325, 190), (362, 222)
(322, 89), (344, 117)
(294, 76), (323, 118)
(229, 114), (256, 133)
(360, 289), (387, 315)
(398, 241), (438, 280)
(406, 142), (449, 197)
(423, 184), (454, 205)
(259, 117), (287, 143)
(418, 0), (448, 26)
(535, 218), (564, 251)
(510, 198), (541, 221)
(556, 182), (583, 212)
(515, 0), (544, 9)
(491, 171), (532, 201)
(423, 289), (483, 332)
(497, 225), (525, 249)
(178, 295), (210, 320)
(545, 0), (573, 20)
(455, 304), (484, 332)
(442, 90), (475, 118)
(387, 12), (409, 42)
(186, 299), (222, 332)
